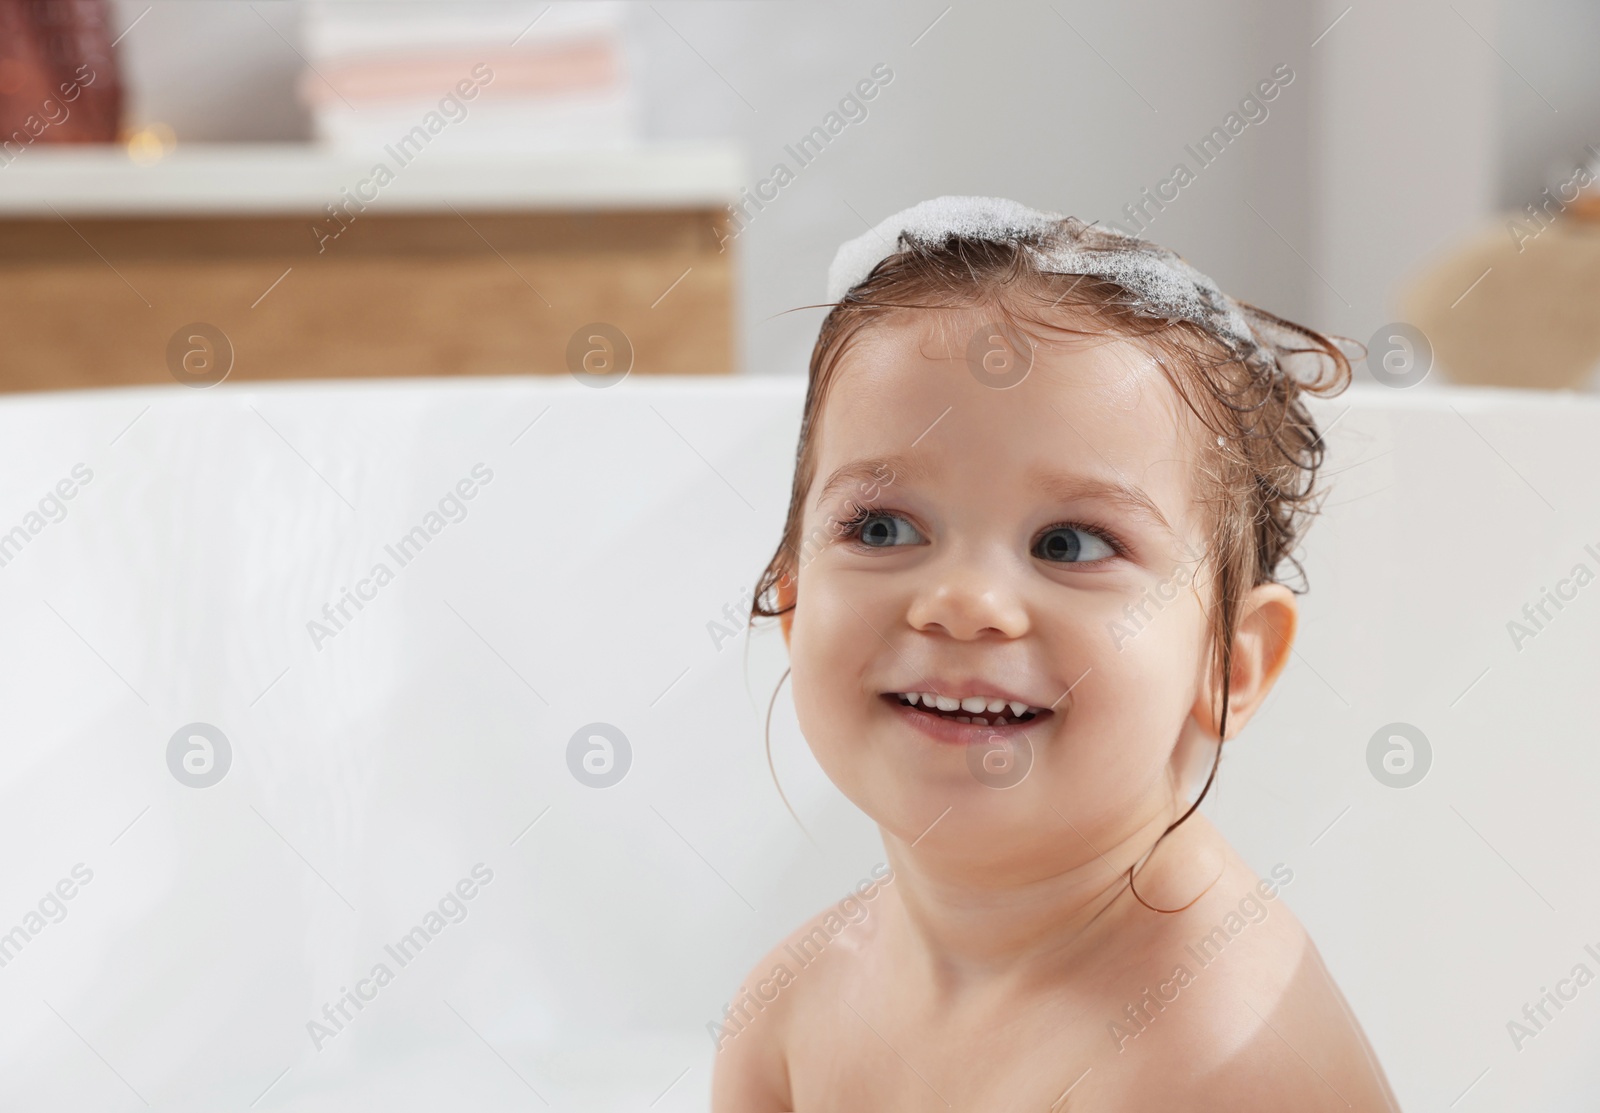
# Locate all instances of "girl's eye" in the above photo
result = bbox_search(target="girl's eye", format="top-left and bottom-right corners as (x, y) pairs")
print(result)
(839, 508), (923, 548)
(1034, 524), (1118, 564)
(835, 506), (1123, 563)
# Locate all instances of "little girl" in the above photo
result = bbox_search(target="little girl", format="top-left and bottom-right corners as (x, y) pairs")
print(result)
(712, 197), (1401, 1111)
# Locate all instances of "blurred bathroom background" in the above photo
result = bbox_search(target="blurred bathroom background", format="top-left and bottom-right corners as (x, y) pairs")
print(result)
(4, 3), (1600, 1112)
(1, 0), (1599, 392)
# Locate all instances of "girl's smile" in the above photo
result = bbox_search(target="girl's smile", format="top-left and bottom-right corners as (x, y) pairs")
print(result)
(879, 687), (1054, 747)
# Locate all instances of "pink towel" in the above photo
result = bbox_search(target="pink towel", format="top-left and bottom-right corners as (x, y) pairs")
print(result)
(300, 38), (620, 107)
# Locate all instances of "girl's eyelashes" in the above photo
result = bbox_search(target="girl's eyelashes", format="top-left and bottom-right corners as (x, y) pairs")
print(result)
(831, 501), (1130, 564)
(833, 502), (924, 549)
(1035, 520), (1125, 563)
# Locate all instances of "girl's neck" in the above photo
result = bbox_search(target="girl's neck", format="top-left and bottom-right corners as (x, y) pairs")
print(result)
(879, 803), (1224, 1002)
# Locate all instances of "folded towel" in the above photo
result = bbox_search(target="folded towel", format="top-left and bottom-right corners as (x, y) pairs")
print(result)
(298, 39), (621, 108)
(301, 0), (624, 56)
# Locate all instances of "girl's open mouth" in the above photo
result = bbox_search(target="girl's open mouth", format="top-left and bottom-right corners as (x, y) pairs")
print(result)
(880, 691), (1052, 745)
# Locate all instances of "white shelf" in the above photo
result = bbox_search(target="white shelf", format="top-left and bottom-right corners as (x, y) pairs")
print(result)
(0, 141), (746, 215)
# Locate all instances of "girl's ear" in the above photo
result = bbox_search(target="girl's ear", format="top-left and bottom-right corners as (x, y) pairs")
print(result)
(1190, 582), (1298, 739)
(777, 574), (796, 647)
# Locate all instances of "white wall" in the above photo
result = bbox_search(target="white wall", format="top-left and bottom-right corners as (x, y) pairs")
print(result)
(1492, 0), (1600, 209)
(1309, 0), (1500, 345)
(619, 0), (1320, 382)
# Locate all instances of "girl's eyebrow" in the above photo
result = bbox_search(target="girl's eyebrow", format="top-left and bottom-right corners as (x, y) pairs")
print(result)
(816, 453), (1176, 538)
(1031, 470), (1177, 538)
(812, 453), (930, 509)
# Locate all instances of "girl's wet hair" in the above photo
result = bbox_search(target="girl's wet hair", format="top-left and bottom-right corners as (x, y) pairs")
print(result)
(751, 231), (1354, 912)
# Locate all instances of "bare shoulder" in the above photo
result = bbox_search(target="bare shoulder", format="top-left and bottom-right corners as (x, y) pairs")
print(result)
(1096, 829), (1400, 1112)
(710, 872), (891, 1113)
(708, 926), (800, 1112)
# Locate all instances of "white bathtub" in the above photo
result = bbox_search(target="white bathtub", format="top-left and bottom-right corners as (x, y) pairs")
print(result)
(0, 375), (1594, 1110)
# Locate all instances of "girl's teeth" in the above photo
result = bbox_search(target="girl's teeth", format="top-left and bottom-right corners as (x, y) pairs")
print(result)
(895, 692), (1040, 722)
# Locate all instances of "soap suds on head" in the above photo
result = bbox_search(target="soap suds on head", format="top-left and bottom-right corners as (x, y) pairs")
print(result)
(825, 195), (1278, 378)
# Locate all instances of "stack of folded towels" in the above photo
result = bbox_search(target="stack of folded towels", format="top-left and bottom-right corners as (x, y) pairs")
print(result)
(297, 0), (637, 152)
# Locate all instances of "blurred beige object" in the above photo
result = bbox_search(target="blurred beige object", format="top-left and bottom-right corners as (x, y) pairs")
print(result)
(0, 144), (743, 392)
(1396, 199), (1600, 390)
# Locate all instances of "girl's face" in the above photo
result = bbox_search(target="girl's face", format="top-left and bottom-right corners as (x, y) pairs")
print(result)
(788, 309), (1220, 875)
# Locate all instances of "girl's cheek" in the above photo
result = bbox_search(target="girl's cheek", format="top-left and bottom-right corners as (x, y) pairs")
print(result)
(787, 588), (863, 734)
(1085, 575), (1206, 652)
(1050, 588), (1204, 703)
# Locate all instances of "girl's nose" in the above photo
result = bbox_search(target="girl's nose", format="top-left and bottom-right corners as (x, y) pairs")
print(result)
(904, 559), (1030, 640)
